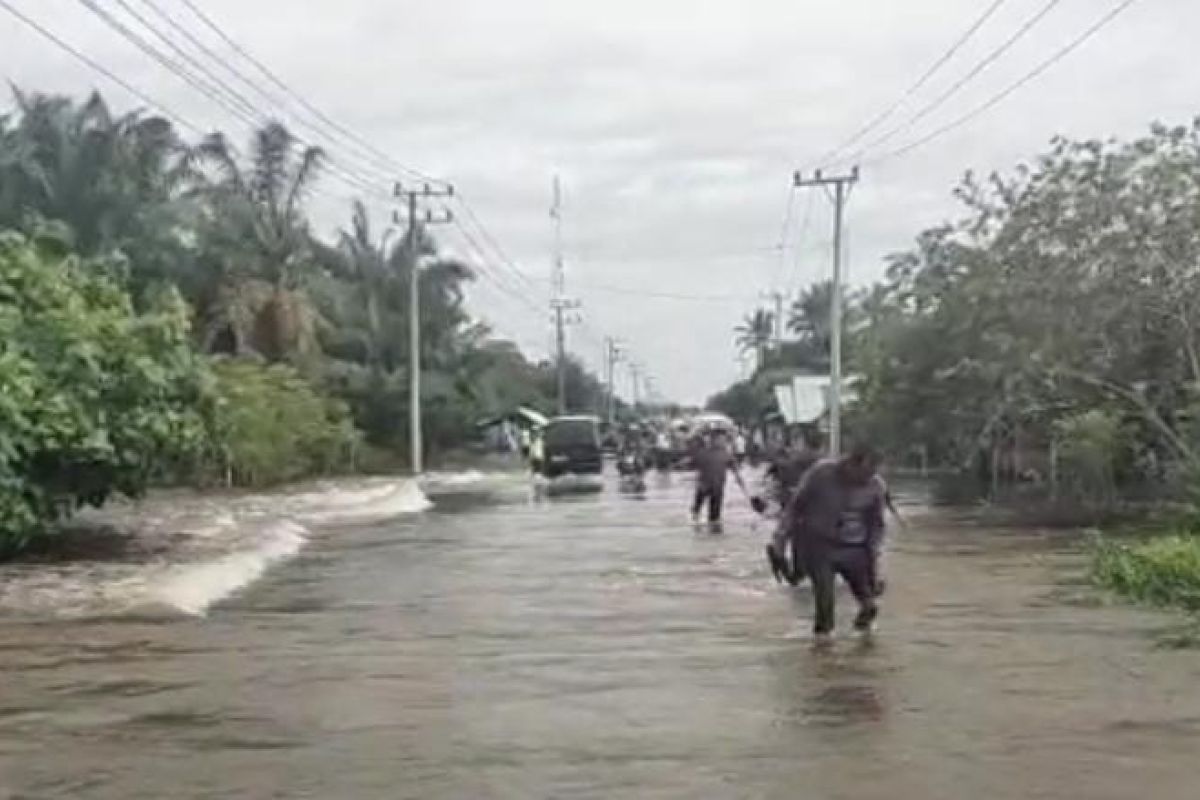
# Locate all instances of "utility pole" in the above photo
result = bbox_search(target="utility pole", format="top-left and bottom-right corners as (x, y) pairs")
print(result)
(643, 376), (657, 411)
(629, 363), (642, 413)
(793, 166), (858, 456)
(549, 176), (580, 414)
(395, 181), (455, 475)
(604, 337), (624, 424)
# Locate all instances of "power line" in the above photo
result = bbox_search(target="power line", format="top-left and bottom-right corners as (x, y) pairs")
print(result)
(449, 194), (654, 391)
(455, 201), (649, 391)
(843, 0), (1065, 166)
(2, 1), (388, 217)
(576, 280), (756, 304)
(448, 201), (765, 303)
(0, 0), (199, 134)
(450, 216), (546, 314)
(174, 0), (446, 187)
(788, 187), (819, 290)
(444, 234), (761, 304)
(111, 0), (258, 119)
(772, 184), (796, 290)
(6, 0), (609, 378)
(132, 0), (417, 187)
(74, 0), (250, 124)
(120, 0), (646, 389)
(816, 0), (1010, 168)
(71, 0), (392, 201)
(134, 0), (277, 107)
(867, 0), (1141, 168)
(452, 194), (543, 294)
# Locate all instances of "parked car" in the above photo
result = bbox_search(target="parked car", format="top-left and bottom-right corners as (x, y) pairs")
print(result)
(541, 415), (604, 478)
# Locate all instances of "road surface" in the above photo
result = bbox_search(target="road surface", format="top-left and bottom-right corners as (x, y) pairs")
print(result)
(2, 471), (1199, 799)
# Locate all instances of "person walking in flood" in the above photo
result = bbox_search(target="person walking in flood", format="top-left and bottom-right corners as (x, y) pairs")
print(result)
(764, 430), (823, 585)
(783, 443), (887, 638)
(691, 429), (747, 525)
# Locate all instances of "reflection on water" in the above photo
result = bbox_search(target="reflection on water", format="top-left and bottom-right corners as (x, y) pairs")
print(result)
(764, 635), (891, 734)
(1, 474), (1199, 799)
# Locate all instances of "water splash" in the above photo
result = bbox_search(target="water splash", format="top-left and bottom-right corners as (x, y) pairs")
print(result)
(0, 477), (435, 618)
(148, 520), (309, 616)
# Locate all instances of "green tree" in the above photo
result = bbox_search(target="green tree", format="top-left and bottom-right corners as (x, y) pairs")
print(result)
(0, 233), (214, 552)
(858, 121), (1200, 483)
(211, 359), (360, 487)
(735, 308), (775, 369)
(787, 280), (833, 351)
(706, 379), (773, 427)
(0, 88), (195, 292)
(0, 87), (621, 489)
(195, 121), (325, 361)
(332, 200), (393, 371)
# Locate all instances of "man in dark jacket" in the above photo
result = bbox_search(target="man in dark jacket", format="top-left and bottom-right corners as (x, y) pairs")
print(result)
(691, 429), (746, 523)
(784, 443), (886, 637)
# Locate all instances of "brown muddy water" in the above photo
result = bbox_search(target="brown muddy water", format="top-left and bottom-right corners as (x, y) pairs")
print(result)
(1, 470), (1197, 799)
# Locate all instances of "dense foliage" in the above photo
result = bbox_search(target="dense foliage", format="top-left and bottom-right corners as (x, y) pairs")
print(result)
(210, 360), (360, 487)
(0, 88), (609, 549)
(0, 234), (213, 551)
(853, 122), (1200, 493)
(714, 121), (1200, 505)
(1093, 532), (1200, 612)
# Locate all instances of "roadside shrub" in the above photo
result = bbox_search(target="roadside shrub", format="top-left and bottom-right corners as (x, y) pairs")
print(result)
(1092, 532), (1200, 611)
(211, 359), (360, 487)
(0, 233), (215, 554)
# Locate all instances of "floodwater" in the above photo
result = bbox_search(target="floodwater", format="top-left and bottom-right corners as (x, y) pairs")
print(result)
(2, 470), (1199, 799)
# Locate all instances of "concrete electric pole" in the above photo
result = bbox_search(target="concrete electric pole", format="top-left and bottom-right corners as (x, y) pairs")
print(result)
(549, 176), (580, 414)
(605, 337), (624, 424)
(629, 363), (642, 413)
(395, 181), (455, 475)
(793, 166), (858, 456)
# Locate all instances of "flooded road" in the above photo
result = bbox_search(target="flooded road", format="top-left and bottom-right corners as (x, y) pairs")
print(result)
(2, 471), (1199, 799)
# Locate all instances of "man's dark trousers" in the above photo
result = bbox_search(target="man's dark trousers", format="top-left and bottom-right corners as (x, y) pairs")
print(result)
(798, 540), (876, 634)
(692, 484), (725, 522)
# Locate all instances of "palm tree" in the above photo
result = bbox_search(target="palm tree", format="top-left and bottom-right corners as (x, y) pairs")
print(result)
(418, 257), (475, 366)
(0, 88), (190, 269)
(196, 121), (325, 360)
(334, 200), (394, 370)
(735, 308), (775, 369)
(788, 280), (834, 352)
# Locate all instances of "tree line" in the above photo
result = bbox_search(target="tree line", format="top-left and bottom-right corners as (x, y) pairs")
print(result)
(712, 119), (1200, 506)
(0, 88), (608, 551)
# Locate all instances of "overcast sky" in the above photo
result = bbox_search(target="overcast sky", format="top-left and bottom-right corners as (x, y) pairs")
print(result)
(2, 0), (1192, 403)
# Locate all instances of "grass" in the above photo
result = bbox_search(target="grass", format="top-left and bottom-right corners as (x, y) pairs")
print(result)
(1090, 529), (1200, 612)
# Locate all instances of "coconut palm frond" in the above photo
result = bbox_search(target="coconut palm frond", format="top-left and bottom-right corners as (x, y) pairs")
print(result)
(282, 143), (325, 227)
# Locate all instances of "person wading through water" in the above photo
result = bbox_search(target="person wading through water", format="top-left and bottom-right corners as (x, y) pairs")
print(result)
(691, 428), (749, 526)
(764, 429), (823, 585)
(783, 443), (887, 639)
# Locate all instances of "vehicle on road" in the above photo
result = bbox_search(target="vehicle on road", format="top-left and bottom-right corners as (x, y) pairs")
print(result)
(541, 415), (604, 479)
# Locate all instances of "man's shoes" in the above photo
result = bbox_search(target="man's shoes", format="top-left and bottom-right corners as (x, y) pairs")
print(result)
(853, 604), (878, 632)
